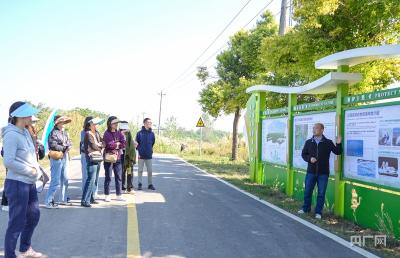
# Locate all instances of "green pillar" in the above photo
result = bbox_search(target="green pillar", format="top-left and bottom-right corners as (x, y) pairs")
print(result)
(334, 65), (349, 216)
(245, 92), (266, 183)
(256, 92), (266, 184)
(286, 94), (297, 196)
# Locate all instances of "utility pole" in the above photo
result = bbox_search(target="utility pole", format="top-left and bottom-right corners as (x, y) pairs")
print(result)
(288, 0), (293, 27)
(157, 91), (166, 136)
(279, 0), (287, 35)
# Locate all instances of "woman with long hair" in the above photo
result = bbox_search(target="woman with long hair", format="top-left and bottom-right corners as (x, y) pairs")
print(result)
(80, 116), (93, 193)
(81, 118), (104, 207)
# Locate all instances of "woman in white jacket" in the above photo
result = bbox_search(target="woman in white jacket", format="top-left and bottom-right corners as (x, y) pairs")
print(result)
(2, 101), (43, 258)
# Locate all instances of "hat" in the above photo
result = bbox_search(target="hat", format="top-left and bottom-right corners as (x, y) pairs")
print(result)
(119, 122), (130, 130)
(88, 117), (105, 125)
(55, 116), (72, 125)
(10, 103), (39, 118)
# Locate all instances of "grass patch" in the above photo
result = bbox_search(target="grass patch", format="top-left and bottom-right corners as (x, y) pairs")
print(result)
(181, 153), (400, 258)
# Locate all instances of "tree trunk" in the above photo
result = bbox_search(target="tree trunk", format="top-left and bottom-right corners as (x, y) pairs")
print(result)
(231, 107), (241, 161)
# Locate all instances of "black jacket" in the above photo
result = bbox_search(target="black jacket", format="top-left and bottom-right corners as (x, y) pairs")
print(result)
(136, 127), (155, 159)
(301, 135), (342, 175)
(48, 127), (72, 153)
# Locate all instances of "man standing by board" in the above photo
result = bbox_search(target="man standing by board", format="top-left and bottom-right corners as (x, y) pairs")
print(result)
(298, 123), (342, 219)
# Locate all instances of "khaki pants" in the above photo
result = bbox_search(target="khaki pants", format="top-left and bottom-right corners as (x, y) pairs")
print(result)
(138, 159), (153, 186)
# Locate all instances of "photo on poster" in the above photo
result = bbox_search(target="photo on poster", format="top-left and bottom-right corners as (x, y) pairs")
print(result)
(261, 118), (288, 165)
(295, 124), (308, 150)
(392, 128), (400, 146)
(378, 128), (392, 146)
(378, 156), (399, 177)
(347, 140), (363, 157)
(267, 120), (286, 144)
(357, 159), (376, 178)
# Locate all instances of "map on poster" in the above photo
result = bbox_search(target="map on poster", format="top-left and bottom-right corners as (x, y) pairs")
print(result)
(293, 112), (337, 174)
(344, 105), (400, 189)
(262, 117), (288, 165)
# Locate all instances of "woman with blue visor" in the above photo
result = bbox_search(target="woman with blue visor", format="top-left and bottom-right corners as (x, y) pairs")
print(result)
(2, 101), (43, 258)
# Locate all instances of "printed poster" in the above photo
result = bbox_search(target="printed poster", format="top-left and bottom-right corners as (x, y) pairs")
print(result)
(344, 105), (400, 189)
(262, 117), (288, 165)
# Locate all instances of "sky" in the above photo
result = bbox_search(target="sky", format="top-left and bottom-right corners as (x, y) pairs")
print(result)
(0, 0), (283, 131)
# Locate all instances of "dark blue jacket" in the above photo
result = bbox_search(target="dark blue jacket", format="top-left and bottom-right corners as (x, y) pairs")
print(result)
(136, 127), (155, 159)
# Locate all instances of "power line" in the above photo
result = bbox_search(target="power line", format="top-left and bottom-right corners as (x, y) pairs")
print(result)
(242, 0), (275, 28)
(162, 0), (254, 92)
(169, 0), (277, 93)
(167, 0), (277, 93)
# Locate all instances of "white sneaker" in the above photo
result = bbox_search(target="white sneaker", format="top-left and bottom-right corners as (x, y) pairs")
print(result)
(116, 196), (126, 202)
(20, 247), (43, 257)
(1, 205), (9, 212)
(297, 209), (305, 214)
(104, 195), (111, 202)
(315, 214), (322, 219)
(45, 203), (59, 209)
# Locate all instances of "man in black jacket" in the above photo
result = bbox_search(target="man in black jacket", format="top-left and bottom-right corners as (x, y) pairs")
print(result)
(298, 123), (342, 219)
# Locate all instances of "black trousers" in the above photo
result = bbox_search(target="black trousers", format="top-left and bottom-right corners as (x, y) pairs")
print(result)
(1, 190), (8, 206)
(1, 172), (8, 206)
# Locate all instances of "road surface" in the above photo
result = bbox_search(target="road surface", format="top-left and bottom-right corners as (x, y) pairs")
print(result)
(0, 155), (370, 258)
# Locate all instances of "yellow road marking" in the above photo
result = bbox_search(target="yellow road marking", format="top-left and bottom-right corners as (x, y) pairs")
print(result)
(127, 198), (141, 258)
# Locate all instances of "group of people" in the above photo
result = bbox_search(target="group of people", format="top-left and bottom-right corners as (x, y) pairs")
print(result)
(44, 115), (156, 209)
(0, 101), (156, 257)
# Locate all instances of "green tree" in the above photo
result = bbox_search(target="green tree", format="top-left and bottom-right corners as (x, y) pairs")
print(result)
(198, 11), (277, 160)
(259, 0), (400, 106)
(164, 116), (179, 139)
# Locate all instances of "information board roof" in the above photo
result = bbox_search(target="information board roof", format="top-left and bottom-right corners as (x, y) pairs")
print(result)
(315, 45), (400, 70)
(246, 72), (362, 95)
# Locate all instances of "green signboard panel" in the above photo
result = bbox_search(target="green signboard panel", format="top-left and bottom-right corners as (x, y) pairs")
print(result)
(246, 84), (400, 238)
(344, 88), (400, 105)
(293, 98), (336, 112)
(344, 182), (400, 238)
(264, 163), (287, 192)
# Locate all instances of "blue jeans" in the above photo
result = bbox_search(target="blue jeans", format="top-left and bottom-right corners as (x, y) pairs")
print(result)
(104, 161), (122, 196)
(81, 157), (101, 204)
(45, 155), (68, 204)
(302, 173), (329, 215)
(80, 153), (87, 192)
(4, 179), (40, 258)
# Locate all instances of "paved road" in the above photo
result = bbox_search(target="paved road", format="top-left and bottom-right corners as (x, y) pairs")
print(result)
(0, 155), (368, 258)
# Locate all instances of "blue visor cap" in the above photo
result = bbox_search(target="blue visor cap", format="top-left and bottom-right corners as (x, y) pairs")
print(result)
(90, 117), (105, 125)
(10, 103), (39, 118)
